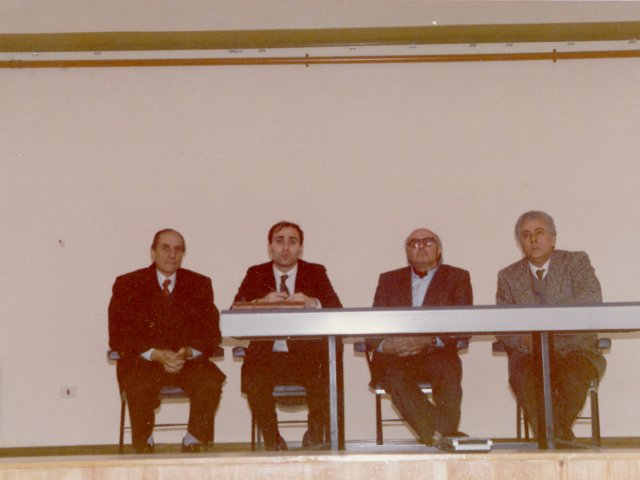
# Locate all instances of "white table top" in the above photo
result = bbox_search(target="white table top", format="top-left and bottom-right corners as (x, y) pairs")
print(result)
(221, 302), (640, 338)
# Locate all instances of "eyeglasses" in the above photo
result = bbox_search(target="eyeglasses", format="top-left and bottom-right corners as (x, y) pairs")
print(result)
(406, 237), (437, 249)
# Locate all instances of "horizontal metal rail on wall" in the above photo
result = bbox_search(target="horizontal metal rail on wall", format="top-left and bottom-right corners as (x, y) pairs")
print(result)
(2, 21), (640, 68)
(2, 49), (640, 69)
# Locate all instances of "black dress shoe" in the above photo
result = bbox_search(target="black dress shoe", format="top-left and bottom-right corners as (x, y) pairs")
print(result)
(423, 436), (436, 447)
(302, 430), (325, 450)
(555, 426), (576, 442)
(265, 435), (288, 451)
(277, 435), (288, 451)
(419, 429), (436, 447)
(133, 443), (154, 454)
(554, 438), (588, 449)
(181, 442), (203, 453)
(442, 431), (468, 438)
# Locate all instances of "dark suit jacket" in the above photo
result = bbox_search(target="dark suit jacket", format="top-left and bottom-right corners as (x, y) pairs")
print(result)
(109, 264), (222, 361)
(369, 264), (473, 380)
(233, 259), (342, 389)
(496, 249), (605, 375)
(373, 264), (473, 310)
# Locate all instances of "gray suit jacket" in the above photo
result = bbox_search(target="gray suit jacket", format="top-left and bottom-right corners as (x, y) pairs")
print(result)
(496, 249), (605, 374)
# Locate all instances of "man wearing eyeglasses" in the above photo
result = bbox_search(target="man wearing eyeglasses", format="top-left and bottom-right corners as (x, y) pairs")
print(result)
(368, 228), (473, 446)
(109, 229), (226, 453)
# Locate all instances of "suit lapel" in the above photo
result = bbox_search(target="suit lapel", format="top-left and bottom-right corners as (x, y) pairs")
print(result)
(172, 269), (182, 297)
(145, 265), (164, 300)
(544, 253), (564, 304)
(513, 260), (538, 304)
(394, 267), (413, 306)
(423, 266), (447, 306)
(260, 263), (277, 294)
(293, 260), (309, 294)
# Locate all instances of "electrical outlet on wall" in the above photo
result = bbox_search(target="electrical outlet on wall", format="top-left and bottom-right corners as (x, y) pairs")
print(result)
(60, 386), (77, 398)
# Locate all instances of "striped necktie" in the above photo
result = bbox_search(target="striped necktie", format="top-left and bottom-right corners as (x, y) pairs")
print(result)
(279, 274), (290, 295)
(162, 278), (172, 296)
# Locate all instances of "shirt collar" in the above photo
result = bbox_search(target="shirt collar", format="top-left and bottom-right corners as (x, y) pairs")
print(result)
(411, 265), (439, 281)
(156, 270), (177, 291)
(273, 263), (298, 278)
(528, 259), (550, 279)
(273, 263), (297, 293)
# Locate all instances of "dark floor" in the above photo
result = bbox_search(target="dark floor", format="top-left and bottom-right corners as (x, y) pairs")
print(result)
(0, 442), (247, 457)
(2, 437), (640, 458)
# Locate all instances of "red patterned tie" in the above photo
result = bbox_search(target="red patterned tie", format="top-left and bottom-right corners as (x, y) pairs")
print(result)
(162, 278), (171, 296)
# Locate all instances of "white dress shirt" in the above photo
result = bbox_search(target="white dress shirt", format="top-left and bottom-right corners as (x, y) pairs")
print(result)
(528, 258), (550, 280)
(272, 264), (298, 352)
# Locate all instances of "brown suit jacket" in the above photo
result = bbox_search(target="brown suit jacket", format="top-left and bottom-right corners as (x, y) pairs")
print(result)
(233, 259), (342, 391)
(108, 264), (226, 384)
(373, 264), (473, 310)
(496, 249), (605, 374)
(109, 264), (222, 358)
(369, 264), (473, 380)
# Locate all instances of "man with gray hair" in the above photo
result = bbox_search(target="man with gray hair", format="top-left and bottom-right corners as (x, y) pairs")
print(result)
(368, 227), (473, 446)
(497, 211), (605, 444)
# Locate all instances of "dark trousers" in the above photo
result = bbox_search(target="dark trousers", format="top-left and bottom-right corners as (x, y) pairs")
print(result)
(372, 347), (463, 442)
(118, 357), (225, 449)
(508, 351), (598, 440)
(243, 351), (327, 448)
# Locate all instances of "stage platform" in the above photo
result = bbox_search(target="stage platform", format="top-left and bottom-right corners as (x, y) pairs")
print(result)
(2, 441), (640, 480)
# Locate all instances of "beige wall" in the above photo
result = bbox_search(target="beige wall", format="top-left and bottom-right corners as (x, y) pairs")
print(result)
(2, 53), (640, 447)
(2, 0), (640, 448)
(2, 0), (640, 33)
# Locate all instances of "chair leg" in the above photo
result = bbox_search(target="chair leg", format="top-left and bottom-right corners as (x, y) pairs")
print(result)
(516, 398), (531, 441)
(516, 398), (522, 440)
(256, 423), (263, 449)
(375, 393), (383, 445)
(324, 406), (331, 446)
(119, 395), (126, 453)
(214, 412), (216, 451)
(251, 414), (257, 451)
(591, 387), (601, 447)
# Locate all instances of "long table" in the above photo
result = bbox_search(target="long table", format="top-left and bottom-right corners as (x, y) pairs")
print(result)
(221, 302), (640, 450)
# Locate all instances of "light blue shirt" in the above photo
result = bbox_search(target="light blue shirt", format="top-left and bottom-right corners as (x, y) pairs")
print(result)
(411, 266), (438, 307)
(413, 266), (444, 346)
(379, 265), (443, 351)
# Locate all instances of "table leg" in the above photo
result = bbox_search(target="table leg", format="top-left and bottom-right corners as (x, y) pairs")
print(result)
(533, 332), (555, 449)
(328, 334), (339, 450)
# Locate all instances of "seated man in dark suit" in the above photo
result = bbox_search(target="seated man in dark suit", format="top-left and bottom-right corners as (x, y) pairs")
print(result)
(109, 228), (226, 453)
(369, 228), (473, 446)
(497, 210), (605, 444)
(233, 221), (342, 451)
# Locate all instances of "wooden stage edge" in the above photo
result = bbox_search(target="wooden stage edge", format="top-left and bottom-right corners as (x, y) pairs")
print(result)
(2, 447), (640, 480)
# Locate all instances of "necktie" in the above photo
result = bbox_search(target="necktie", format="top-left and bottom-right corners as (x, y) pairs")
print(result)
(536, 269), (545, 280)
(279, 274), (290, 295)
(162, 278), (172, 296)
(413, 268), (429, 279)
